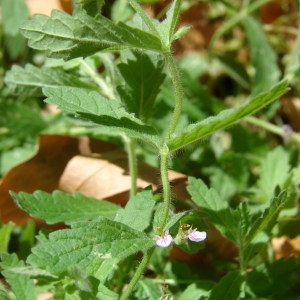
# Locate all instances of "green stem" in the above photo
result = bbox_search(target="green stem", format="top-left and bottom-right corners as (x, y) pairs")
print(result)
(129, 0), (160, 37)
(119, 145), (172, 299)
(159, 144), (172, 228)
(119, 248), (155, 300)
(125, 136), (138, 197)
(245, 116), (300, 144)
(81, 60), (115, 100)
(165, 53), (184, 137)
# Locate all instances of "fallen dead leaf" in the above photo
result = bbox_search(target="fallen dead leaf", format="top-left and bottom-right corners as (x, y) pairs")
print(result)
(0, 134), (117, 225)
(280, 96), (300, 131)
(0, 134), (188, 224)
(26, 0), (63, 16)
(59, 151), (187, 206)
(272, 235), (300, 259)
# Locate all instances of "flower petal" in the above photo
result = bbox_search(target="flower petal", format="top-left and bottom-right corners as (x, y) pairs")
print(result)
(188, 230), (207, 242)
(154, 233), (173, 247)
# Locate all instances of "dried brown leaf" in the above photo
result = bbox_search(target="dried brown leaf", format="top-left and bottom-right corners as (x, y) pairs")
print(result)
(0, 134), (117, 225)
(26, 0), (63, 16)
(59, 151), (186, 206)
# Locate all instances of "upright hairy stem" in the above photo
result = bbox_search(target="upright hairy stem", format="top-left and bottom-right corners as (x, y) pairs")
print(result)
(125, 137), (138, 197)
(120, 145), (171, 300)
(120, 248), (155, 300)
(165, 53), (184, 137)
(159, 144), (172, 228)
(120, 3), (184, 298)
(120, 54), (182, 300)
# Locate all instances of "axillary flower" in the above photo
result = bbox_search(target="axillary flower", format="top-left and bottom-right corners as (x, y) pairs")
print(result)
(154, 225), (207, 248)
(187, 228), (207, 242)
(174, 224), (207, 245)
(154, 229), (173, 248)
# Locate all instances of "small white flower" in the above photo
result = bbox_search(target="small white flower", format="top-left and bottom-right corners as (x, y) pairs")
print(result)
(154, 231), (173, 248)
(188, 229), (207, 242)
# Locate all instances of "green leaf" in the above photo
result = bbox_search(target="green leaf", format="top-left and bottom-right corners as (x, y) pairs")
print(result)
(204, 151), (249, 201)
(179, 283), (212, 300)
(252, 146), (291, 202)
(208, 271), (244, 300)
(246, 258), (300, 298)
(117, 51), (165, 120)
(97, 284), (119, 300)
(11, 190), (120, 225)
(66, 265), (99, 295)
(0, 102), (47, 141)
(86, 257), (118, 281)
(0, 223), (14, 253)
(111, 0), (134, 22)
(167, 80), (289, 153)
(134, 279), (161, 300)
(76, 0), (105, 17)
(186, 177), (238, 243)
(245, 191), (289, 248)
(4, 64), (97, 96)
(158, 0), (182, 45)
(1, 0), (29, 59)
(43, 86), (160, 148)
(0, 253), (36, 300)
(20, 10), (163, 59)
(243, 16), (280, 95)
(0, 146), (35, 175)
(0, 265), (57, 279)
(114, 187), (156, 231)
(27, 218), (155, 273)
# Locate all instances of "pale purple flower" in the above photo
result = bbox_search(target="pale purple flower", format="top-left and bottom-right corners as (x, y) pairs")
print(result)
(282, 124), (294, 143)
(154, 231), (173, 248)
(188, 228), (207, 242)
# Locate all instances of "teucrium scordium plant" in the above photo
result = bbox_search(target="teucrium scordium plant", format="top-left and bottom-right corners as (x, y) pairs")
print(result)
(1, 0), (293, 299)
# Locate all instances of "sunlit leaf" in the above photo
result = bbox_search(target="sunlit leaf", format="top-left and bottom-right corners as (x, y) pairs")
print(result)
(245, 191), (290, 247)
(167, 80), (288, 152)
(43, 86), (160, 148)
(158, 0), (183, 45)
(243, 16), (280, 95)
(187, 177), (238, 243)
(0, 223), (14, 252)
(11, 190), (120, 225)
(0, 253), (36, 300)
(114, 187), (155, 231)
(4, 64), (97, 96)
(27, 218), (155, 273)
(20, 10), (163, 59)
(252, 147), (291, 202)
(117, 51), (165, 120)
(208, 271), (244, 300)
(2, 0), (29, 59)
